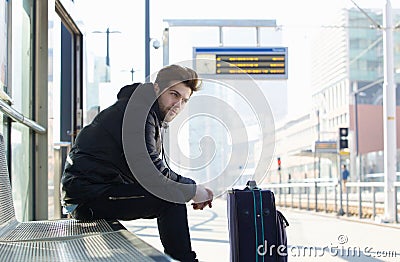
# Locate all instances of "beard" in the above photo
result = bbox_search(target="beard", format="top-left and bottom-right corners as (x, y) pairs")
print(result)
(160, 107), (178, 122)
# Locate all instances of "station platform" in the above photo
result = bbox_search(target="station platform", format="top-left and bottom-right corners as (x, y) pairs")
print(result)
(121, 198), (400, 262)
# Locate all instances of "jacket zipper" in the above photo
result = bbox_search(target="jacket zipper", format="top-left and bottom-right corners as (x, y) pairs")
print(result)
(108, 196), (145, 200)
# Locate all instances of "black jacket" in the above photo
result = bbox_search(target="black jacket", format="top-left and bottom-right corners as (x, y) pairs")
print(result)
(61, 83), (196, 205)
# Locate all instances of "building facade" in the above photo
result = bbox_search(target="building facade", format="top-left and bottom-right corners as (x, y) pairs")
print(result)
(271, 8), (400, 184)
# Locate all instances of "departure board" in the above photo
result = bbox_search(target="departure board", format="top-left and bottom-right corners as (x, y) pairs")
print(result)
(193, 47), (288, 79)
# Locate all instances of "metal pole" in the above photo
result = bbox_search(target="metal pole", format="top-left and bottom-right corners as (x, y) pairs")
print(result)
(92, 28), (120, 69)
(314, 181), (318, 212)
(317, 110), (321, 179)
(162, 27), (169, 66)
(145, 0), (150, 79)
(395, 186), (398, 223)
(354, 93), (359, 157)
(334, 185), (337, 213)
(284, 187), (287, 207)
(291, 188), (294, 208)
(338, 154), (345, 215)
(219, 26), (223, 47)
(358, 185), (362, 219)
(346, 189), (349, 216)
(256, 27), (260, 47)
(352, 81), (362, 184)
(372, 186), (376, 219)
(383, 0), (397, 222)
(298, 189), (302, 209)
(307, 186), (310, 211)
(106, 28), (110, 66)
(130, 68), (135, 82)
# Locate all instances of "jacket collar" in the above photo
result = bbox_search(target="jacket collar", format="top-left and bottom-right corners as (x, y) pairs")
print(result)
(117, 82), (168, 128)
(151, 98), (165, 128)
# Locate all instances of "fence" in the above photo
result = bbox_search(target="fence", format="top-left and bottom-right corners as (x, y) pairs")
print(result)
(260, 180), (400, 223)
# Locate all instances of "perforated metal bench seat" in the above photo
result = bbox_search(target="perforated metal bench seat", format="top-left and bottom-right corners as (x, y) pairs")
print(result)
(0, 219), (116, 241)
(0, 134), (171, 261)
(0, 230), (169, 262)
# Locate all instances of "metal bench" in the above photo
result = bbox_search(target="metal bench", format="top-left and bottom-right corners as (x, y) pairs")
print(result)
(0, 134), (171, 261)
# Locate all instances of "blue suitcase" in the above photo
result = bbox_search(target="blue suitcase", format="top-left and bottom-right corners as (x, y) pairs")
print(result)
(228, 181), (288, 262)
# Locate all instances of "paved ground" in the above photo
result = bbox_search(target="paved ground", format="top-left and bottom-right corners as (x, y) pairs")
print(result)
(122, 198), (230, 262)
(121, 198), (400, 262)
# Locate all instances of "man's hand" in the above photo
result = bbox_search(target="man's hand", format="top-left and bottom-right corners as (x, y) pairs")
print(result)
(191, 186), (213, 210)
(191, 200), (212, 210)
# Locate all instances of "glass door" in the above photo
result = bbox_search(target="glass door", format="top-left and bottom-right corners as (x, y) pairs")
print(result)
(48, 1), (83, 219)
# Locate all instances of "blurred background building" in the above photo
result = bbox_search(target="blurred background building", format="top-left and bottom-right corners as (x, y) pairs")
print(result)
(268, 8), (400, 185)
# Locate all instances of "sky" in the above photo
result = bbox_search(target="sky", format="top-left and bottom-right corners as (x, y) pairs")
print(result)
(75, 0), (400, 118)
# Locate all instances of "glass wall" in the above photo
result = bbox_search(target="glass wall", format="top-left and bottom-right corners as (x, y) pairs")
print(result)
(11, 0), (34, 221)
(0, 0), (10, 151)
(0, 0), (7, 91)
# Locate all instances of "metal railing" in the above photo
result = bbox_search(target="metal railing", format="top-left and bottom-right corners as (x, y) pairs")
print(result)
(344, 181), (400, 223)
(260, 180), (400, 223)
(0, 99), (46, 134)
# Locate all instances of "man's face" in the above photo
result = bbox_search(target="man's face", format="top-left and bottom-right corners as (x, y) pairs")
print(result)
(156, 82), (192, 122)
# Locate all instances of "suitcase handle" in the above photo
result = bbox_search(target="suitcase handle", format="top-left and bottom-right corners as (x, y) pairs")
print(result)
(246, 180), (258, 190)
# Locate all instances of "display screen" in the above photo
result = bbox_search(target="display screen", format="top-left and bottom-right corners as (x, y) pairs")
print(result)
(194, 47), (288, 79)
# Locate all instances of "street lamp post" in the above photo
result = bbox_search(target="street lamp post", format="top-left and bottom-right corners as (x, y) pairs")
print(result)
(130, 68), (136, 82)
(145, 0), (161, 80)
(92, 27), (121, 67)
(120, 68), (140, 82)
(145, 0), (150, 79)
(356, 94), (361, 191)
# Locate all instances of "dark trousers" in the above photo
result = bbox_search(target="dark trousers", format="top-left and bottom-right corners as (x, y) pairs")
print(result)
(72, 183), (197, 262)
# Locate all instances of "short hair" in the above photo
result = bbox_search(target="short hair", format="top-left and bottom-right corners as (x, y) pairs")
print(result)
(155, 64), (202, 95)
